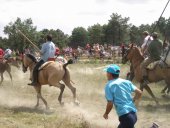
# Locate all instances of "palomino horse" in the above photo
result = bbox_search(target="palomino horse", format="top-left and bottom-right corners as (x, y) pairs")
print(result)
(122, 45), (170, 104)
(0, 58), (20, 85)
(22, 54), (79, 109)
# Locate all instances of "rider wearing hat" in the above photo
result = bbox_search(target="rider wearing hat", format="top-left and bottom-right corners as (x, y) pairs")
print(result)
(141, 31), (153, 56)
(28, 34), (56, 86)
(141, 32), (163, 85)
(103, 64), (142, 128)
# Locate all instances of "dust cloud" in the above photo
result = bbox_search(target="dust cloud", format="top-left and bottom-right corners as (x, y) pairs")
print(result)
(0, 65), (119, 128)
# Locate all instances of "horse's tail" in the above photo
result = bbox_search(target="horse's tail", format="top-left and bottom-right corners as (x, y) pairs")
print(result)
(63, 59), (73, 70)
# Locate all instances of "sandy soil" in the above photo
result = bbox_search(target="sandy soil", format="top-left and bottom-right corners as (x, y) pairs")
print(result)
(0, 64), (170, 128)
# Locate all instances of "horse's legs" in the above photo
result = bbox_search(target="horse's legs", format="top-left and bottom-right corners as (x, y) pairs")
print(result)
(62, 69), (79, 105)
(141, 83), (159, 104)
(63, 79), (79, 105)
(8, 72), (12, 82)
(35, 92), (40, 108)
(162, 80), (170, 94)
(0, 73), (3, 85)
(140, 83), (144, 91)
(34, 85), (48, 109)
(6, 66), (13, 85)
(57, 82), (65, 105)
(34, 86), (40, 108)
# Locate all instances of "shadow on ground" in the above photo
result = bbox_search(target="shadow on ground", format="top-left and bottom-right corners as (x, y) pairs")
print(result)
(1, 105), (55, 115)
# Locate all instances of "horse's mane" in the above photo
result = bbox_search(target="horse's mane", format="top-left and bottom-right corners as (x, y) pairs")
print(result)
(26, 54), (37, 63)
(133, 46), (144, 60)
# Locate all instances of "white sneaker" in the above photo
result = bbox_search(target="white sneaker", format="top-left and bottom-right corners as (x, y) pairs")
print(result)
(150, 122), (159, 128)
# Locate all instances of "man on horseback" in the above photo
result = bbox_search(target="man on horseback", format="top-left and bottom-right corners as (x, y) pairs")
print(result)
(141, 32), (163, 85)
(141, 31), (153, 56)
(4, 48), (12, 60)
(28, 34), (56, 86)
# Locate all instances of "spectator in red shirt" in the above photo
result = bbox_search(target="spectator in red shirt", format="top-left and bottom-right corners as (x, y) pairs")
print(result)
(55, 47), (60, 56)
(0, 48), (4, 59)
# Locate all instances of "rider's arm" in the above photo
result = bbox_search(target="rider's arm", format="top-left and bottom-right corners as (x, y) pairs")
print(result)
(40, 43), (47, 55)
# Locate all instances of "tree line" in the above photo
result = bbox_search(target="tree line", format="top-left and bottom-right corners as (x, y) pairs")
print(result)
(0, 13), (170, 51)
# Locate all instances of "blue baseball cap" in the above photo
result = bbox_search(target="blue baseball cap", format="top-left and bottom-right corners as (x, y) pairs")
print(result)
(104, 64), (120, 75)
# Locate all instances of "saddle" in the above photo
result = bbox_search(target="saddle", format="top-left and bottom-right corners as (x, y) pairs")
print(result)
(146, 59), (170, 70)
(146, 61), (159, 70)
(56, 56), (67, 64)
(38, 61), (54, 70)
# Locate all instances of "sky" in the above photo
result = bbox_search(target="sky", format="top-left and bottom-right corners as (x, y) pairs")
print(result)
(0, 0), (170, 37)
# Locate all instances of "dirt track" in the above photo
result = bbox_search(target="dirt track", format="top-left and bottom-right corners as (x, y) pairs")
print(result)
(0, 64), (170, 128)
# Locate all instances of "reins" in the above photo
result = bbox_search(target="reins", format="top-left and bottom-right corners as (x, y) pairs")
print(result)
(23, 54), (37, 70)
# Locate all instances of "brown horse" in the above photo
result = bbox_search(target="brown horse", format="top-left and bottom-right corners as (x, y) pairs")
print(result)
(122, 45), (170, 104)
(0, 58), (20, 85)
(22, 54), (79, 109)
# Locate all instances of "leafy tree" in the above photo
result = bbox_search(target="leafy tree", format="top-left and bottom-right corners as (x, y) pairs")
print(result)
(3, 17), (38, 51)
(158, 17), (170, 41)
(129, 25), (140, 45)
(165, 17), (170, 41)
(87, 24), (103, 45)
(70, 27), (88, 48)
(38, 29), (69, 48)
(104, 13), (130, 45)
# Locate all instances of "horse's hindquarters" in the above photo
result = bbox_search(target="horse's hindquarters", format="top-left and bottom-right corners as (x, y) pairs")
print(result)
(38, 63), (65, 85)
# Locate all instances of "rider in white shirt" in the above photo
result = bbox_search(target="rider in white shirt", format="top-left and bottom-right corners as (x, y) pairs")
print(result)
(141, 31), (153, 56)
(4, 48), (12, 59)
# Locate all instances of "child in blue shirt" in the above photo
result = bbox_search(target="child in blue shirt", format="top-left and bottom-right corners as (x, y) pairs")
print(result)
(103, 64), (142, 128)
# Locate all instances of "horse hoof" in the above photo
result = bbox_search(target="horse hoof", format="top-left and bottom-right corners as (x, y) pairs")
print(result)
(46, 106), (50, 110)
(74, 101), (80, 106)
(60, 102), (64, 106)
(161, 94), (166, 97)
(156, 102), (160, 106)
(161, 91), (165, 94)
(34, 105), (38, 109)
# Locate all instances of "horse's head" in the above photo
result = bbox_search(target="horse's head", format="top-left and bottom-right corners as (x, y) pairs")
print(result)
(22, 54), (37, 73)
(122, 44), (144, 64)
(122, 44), (134, 64)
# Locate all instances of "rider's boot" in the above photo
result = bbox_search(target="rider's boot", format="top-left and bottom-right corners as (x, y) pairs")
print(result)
(28, 70), (38, 86)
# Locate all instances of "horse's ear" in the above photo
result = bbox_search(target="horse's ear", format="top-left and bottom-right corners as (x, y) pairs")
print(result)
(130, 43), (134, 49)
(129, 43), (134, 49)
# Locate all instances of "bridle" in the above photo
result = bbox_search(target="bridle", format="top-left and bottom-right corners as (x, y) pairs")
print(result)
(22, 55), (36, 72)
(122, 48), (130, 64)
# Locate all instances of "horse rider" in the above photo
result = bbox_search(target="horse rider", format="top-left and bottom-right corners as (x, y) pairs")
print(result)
(141, 32), (163, 85)
(141, 31), (153, 56)
(126, 32), (153, 81)
(0, 48), (4, 61)
(28, 34), (56, 86)
(3, 48), (12, 60)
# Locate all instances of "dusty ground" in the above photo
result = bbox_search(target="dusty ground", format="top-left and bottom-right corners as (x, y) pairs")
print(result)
(0, 63), (170, 128)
